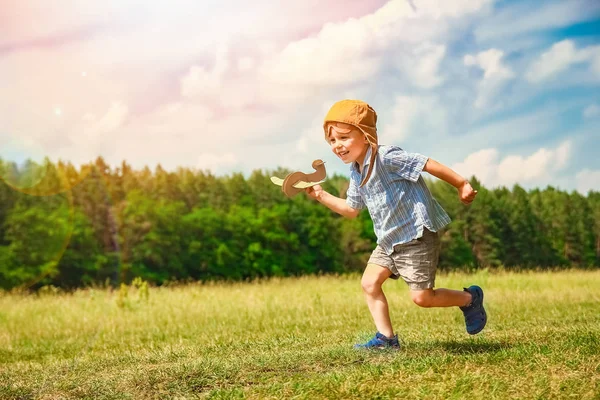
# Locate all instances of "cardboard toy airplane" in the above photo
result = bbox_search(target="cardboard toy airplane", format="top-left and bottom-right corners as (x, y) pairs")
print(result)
(270, 159), (326, 198)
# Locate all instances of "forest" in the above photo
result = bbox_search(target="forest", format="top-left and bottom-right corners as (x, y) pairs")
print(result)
(0, 157), (598, 290)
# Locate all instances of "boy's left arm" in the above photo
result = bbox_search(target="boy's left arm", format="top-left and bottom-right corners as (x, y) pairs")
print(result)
(423, 158), (477, 205)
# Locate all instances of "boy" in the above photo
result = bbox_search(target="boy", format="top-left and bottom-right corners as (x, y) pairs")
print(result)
(305, 99), (487, 349)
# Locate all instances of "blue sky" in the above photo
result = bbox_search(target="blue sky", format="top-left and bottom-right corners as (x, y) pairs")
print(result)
(1, 0), (599, 193)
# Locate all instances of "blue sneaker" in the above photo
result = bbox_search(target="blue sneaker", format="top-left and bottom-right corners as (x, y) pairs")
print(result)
(460, 285), (487, 335)
(354, 332), (400, 350)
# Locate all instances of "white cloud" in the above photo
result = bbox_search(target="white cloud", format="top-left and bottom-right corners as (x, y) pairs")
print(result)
(452, 141), (572, 187)
(410, 0), (493, 18)
(526, 40), (582, 82)
(181, 44), (229, 99)
(583, 104), (600, 118)
(497, 149), (553, 184)
(576, 169), (600, 194)
(554, 141), (570, 169)
(451, 148), (500, 184)
(383, 96), (421, 143)
(398, 42), (446, 88)
(464, 48), (514, 108)
(258, 0), (491, 103)
(259, 18), (380, 88)
(464, 48), (513, 80)
(526, 40), (600, 83)
(380, 95), (448, 143)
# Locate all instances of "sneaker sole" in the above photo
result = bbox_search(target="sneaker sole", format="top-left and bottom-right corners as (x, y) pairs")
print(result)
(353, 345), (401, 350)
(467, 286), (487, 335)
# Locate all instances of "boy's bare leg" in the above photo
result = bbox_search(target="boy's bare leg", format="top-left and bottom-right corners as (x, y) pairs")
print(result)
(410, 288), (472, 308)
(361, 264), (394, 338)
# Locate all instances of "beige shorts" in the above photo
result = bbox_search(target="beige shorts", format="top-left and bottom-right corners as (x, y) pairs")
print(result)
(368, 228), (440, 290)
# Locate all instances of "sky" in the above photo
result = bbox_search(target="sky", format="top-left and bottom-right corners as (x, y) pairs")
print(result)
(1, 0), (599, 194)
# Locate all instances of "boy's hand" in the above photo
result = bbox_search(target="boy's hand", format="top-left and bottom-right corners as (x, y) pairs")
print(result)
(458, 181), (477, 205)
(305, 184), (323, 200)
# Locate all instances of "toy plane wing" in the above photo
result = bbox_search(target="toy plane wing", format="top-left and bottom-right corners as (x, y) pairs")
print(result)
(270, 176), (325, 188)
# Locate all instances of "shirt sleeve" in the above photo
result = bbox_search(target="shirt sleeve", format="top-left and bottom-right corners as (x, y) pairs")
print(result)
(345, 177), (365, 210)
(382, 146), (428, 182)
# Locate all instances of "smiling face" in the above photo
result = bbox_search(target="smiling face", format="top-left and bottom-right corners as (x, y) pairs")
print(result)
(326, 122), (369, 168)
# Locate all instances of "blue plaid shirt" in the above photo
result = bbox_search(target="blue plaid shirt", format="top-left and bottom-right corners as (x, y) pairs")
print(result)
(345, 145), (451, 255)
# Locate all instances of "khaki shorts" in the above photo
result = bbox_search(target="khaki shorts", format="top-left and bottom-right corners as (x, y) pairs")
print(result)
(368, 228), (440, 290)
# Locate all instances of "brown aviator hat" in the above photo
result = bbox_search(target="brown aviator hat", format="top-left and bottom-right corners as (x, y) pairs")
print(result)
(323, 99), (378, 187)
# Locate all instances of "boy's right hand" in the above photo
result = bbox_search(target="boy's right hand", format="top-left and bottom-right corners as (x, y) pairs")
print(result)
(305, 184), (323, 200)
(458, 181), (477, 205)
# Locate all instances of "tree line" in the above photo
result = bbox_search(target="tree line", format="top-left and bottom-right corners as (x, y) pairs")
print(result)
(0, 157), (598, 290)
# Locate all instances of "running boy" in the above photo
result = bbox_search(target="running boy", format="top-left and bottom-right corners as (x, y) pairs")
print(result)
(306, 99), (487, 349)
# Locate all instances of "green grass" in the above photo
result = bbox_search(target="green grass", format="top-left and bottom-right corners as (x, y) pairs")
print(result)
(1, 270), (599, 399)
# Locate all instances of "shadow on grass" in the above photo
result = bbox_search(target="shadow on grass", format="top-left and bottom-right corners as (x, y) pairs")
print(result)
(428, 340), (511, 354)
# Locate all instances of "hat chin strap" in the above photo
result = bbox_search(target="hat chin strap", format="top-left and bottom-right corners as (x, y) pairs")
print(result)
(347, 124), (377, 188)
(359, 143), (378, 188)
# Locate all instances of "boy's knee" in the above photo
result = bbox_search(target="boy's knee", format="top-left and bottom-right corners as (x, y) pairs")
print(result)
(361, 278), (381, 295)
(411, 290), (434, 308)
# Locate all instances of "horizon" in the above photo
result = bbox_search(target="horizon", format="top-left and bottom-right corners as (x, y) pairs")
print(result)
(1, 155), (597, 196)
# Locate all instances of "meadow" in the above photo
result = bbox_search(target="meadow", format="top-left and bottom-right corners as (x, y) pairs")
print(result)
(1, 269), (599, 399)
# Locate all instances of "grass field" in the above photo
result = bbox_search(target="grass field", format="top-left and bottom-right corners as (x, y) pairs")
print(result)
(1, 269), (599, 399)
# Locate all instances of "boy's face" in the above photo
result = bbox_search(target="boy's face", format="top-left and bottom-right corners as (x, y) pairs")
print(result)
(326, 122), (369, 165)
